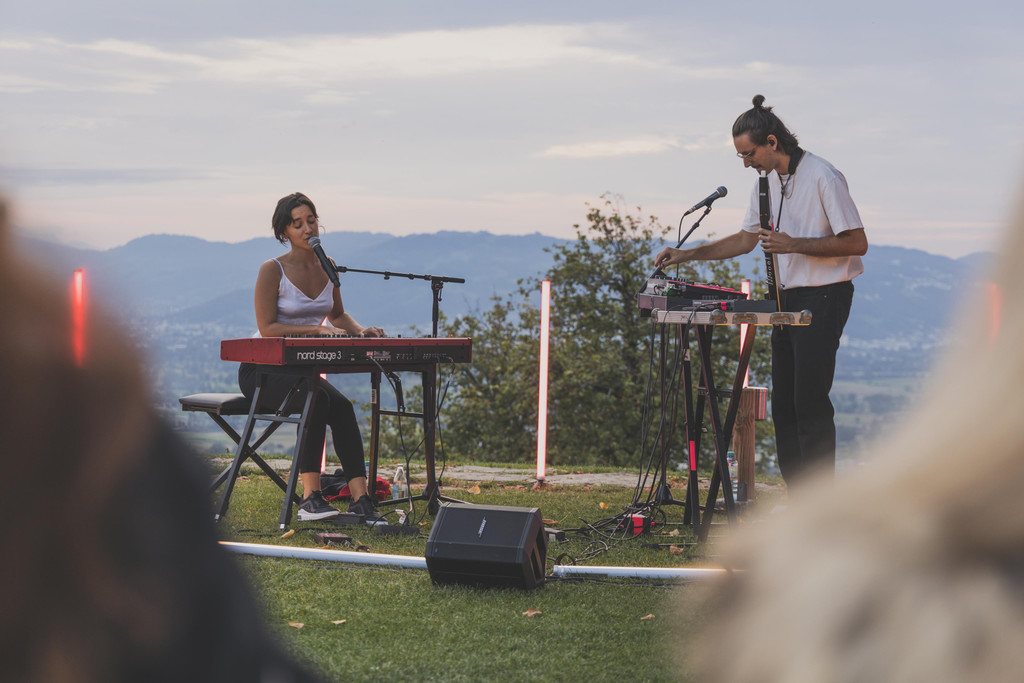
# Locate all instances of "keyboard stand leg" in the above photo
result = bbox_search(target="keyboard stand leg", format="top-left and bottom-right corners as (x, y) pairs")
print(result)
(215, 381), (265, 522)
(279, 373), (317, 530)
(368, 371), (382, 499)
(420, 363), (466, 514)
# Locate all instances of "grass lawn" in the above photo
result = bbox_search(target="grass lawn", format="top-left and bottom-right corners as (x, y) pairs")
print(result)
(214, 471), (762, 682)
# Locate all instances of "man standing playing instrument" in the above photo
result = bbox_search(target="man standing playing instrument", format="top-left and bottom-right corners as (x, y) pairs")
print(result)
(654, 95), (868, 487)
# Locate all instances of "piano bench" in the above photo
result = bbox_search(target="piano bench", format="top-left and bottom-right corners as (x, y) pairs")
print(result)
(179, 392), (251, 416)
(179, 392), (293, 498)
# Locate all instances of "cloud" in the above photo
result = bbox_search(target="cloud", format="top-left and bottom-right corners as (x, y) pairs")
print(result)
(0, 24), (667, 96)
(201, 25), (662, 84)
(538, 135), (680, 159)
(0, 37), (178, 94)
(78, 38), (209, 67)
(4, 11), (1020, 260)
(0, 165), (208, 186)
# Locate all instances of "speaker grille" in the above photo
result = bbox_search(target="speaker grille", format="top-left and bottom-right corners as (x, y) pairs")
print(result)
(425, 504), (547, 589)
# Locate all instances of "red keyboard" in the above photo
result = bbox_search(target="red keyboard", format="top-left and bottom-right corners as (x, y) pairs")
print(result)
(221, 337), (472, 366)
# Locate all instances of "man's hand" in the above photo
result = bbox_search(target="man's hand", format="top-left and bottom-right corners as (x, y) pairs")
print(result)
(654, 247), (686, 268)
(758, 229), (795, 254)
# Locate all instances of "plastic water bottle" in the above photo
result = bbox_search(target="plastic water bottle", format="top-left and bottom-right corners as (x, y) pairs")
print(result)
(393, 465), (407, 500)
(727, 451), (747, 501)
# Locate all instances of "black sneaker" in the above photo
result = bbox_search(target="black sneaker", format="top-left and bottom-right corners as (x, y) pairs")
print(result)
(297, 490), (341, 521)
(347, 494), (386, 525)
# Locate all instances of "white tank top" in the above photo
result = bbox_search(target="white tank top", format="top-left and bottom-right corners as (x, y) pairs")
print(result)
(253, 259), (334, 337)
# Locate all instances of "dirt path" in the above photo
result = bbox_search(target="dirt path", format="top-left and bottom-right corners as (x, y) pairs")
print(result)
(210, 459), (784, 496)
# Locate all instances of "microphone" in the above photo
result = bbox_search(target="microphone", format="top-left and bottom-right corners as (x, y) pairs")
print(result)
(682, 186), (728, 216)
(308, 236), (340, 288)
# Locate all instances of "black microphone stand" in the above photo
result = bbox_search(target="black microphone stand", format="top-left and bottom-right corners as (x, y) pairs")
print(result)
(636, 205), (714, 517)
(637, 204), (714, 290)
(676, 205), (714, 250)
(333, 263), (466, 514)
(333, 265), (465, 338)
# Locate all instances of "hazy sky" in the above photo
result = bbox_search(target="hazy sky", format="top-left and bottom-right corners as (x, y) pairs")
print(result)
(2, 1), (1022, 257)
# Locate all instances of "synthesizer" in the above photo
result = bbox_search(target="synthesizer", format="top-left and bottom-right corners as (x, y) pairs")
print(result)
(637, 275), (776, 314)
(221, 336), (473, 366)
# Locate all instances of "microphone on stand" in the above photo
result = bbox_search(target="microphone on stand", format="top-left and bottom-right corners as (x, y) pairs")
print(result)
(641, 185), (730, 294)
(682, 186), (728, 216)
(308, 236), (340, 288)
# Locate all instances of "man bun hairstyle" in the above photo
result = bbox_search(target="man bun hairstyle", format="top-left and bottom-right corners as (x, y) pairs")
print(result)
(271, 192), (318, 244)
(732, 94), (800, 154)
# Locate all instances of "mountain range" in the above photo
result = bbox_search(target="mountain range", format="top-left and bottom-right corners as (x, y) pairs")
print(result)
(24, 231), (562, 332)
(19, 230), (994, 388)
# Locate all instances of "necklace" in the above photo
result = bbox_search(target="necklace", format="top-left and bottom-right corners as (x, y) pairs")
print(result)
(780, 147), (804, 199)
(780, 173), (795, 199)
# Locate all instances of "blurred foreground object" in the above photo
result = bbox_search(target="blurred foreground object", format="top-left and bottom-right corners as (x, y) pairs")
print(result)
(0, 195), (318, 682)
(690, 191), (1024, 682)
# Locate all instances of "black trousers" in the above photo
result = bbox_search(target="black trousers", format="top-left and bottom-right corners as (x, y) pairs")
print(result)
(772, 281), (854, 484)
(237, 363), (365, 478)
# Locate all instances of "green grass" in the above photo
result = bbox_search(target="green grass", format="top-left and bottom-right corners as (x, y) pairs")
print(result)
(214, 472), (753, 682)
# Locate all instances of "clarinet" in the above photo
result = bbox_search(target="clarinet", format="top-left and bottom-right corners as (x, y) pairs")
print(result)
(759, 171), (782, 305)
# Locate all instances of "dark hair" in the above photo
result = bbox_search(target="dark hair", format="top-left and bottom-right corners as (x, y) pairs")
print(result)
(271, 192), (318, 244)
(0, 196), (317, 683)
(732, 94), (799, 154)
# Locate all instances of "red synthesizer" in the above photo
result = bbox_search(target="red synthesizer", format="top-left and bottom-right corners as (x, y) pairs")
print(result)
(221, 336), (473, 366)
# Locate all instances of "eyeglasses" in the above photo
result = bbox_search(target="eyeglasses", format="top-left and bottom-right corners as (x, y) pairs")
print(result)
(736, 147), (758, 159)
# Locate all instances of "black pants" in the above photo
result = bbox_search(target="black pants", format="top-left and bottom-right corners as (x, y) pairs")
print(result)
(238, 363), (365, 478)
(772, 281), (854, 484)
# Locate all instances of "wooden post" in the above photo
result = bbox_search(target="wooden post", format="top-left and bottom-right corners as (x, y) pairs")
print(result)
(733, 386), (768, 502)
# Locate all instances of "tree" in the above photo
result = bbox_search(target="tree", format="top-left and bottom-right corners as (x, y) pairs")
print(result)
(439, 196), (774, 470)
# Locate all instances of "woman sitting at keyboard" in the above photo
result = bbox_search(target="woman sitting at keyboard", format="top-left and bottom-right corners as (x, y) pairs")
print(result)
(238, 191), (384, 522)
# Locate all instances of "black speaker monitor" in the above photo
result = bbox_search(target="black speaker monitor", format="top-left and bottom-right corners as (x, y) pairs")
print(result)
(425, 503), (547, 589)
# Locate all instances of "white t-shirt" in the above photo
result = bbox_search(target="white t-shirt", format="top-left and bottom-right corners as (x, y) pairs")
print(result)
(741, 151), (864, 289)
